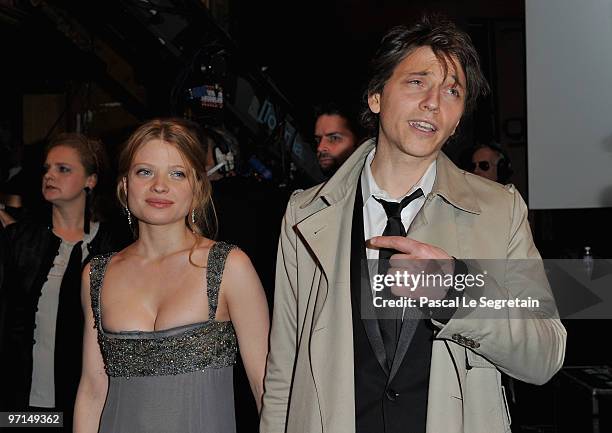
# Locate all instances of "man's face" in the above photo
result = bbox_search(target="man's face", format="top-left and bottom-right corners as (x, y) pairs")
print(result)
(314, 114), (357, 175)
(471, 147), (500, 182)
(368, 46), (466, 162)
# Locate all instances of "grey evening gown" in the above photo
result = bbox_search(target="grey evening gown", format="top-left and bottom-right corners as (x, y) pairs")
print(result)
(89, 242), (239, 433)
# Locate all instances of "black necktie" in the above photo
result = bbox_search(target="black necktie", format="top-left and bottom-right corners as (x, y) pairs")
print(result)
(374, 188), (424, 366)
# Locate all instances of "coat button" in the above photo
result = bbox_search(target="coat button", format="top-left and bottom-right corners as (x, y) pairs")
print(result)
(385, 388), (399, 402)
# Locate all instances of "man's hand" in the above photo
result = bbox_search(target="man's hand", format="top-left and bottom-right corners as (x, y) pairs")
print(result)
(369, 236), (451, 260)
(369, 236), (454, 300)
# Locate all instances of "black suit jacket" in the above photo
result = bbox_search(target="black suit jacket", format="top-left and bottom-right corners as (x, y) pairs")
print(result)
(350, 180), (434, 433)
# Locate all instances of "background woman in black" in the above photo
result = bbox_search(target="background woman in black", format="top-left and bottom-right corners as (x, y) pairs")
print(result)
(0, 133), (128, 430)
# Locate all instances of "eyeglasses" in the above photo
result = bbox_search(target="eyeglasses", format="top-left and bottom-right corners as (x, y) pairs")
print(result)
(470, 161), (491, 172)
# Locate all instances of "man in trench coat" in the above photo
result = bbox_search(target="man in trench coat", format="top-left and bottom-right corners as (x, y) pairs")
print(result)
(260, 15), (566, 433)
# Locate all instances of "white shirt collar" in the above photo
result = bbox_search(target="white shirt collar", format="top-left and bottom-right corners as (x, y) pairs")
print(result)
(360, 147), (436, 206)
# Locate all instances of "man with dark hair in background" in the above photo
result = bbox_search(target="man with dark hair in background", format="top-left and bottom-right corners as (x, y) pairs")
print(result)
(261, 14), (565, 433)
(314, 101), (363, 176)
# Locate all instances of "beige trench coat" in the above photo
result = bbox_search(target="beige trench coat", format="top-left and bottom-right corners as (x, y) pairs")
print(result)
(260, 139), (566, 433)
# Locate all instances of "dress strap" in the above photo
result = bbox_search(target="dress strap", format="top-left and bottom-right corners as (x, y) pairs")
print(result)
(206, 241), (236, 320)
(89, 253), (114, 331)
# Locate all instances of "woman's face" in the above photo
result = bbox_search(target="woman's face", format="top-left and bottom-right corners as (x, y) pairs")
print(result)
(125, 139), (195, 228)
(42, 145), (96, 205)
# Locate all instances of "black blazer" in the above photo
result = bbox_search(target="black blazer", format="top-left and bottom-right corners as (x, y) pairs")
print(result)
(350, 181), (434, 433)
(0, 216), (128, 411)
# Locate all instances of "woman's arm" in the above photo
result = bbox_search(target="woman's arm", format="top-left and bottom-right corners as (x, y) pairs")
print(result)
(223, 249), (270, 412)
(73, 263), (108, 433)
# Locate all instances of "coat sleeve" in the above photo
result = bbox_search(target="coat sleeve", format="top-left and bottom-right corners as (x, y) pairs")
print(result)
(260, 196), (299, 433)
(437, 187), (567, 385)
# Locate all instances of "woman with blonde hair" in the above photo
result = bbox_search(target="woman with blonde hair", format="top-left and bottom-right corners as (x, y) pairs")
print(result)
(74, 118), (269, 433)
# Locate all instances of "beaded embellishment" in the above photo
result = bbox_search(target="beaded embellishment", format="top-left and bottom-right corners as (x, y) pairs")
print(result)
(90, 242), (238, 378)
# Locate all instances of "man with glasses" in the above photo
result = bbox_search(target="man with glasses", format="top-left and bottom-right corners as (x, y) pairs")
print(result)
(470, 142), (513, 184)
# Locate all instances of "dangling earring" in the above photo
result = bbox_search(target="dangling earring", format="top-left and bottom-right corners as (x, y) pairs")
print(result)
(191, 209), (196, 225)
(122, 178), (132, 226)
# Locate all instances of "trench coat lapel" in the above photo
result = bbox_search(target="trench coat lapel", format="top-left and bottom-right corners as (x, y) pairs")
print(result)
(293, 141), (374, 330)
(352, 178), (390, 375)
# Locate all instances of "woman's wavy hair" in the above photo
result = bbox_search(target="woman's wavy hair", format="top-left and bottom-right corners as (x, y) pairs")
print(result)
(116, 118), (217, 240)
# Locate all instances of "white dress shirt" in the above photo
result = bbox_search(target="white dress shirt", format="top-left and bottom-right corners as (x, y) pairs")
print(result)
(360, 147), (436, 260)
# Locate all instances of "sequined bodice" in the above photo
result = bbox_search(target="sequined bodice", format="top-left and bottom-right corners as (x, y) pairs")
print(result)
(89, 242), (238, 378)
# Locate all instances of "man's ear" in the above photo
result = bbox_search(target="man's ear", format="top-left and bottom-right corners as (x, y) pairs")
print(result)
(368, 93), (381, 114)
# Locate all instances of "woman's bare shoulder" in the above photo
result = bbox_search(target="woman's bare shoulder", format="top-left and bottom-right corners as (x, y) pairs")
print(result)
(225, 246), (251, 269)
(222, 246), (256, 285)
